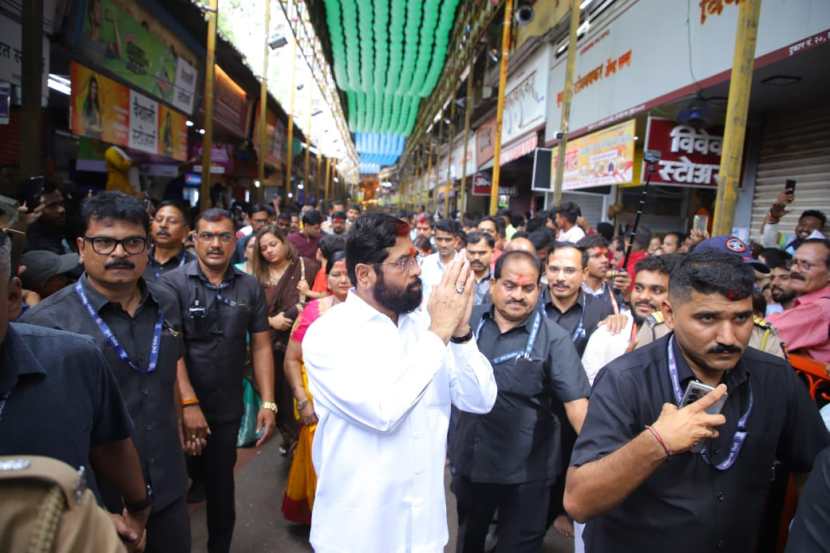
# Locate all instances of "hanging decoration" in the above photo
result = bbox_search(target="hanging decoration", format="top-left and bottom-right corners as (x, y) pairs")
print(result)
(323, 0), (462, 170)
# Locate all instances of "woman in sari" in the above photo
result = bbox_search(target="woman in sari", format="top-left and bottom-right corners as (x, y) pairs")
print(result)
(250, 225), (319, 453)
(281, 250), (350, 524)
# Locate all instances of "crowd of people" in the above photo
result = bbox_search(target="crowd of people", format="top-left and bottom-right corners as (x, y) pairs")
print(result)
(1, 180), (829, 553)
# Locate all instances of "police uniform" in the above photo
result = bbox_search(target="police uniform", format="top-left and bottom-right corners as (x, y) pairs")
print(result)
(634, 311), (786, 359)
(0, 455), (127, 553)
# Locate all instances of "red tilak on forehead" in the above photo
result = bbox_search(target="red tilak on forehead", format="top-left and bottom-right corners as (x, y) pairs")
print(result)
(514, 276), (534, 286)
(408, 246), (417, 257)
(725, 289), (740, 301)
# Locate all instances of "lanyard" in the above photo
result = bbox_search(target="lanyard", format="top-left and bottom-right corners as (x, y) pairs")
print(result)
(202, 278), (239, 307)
(75, 282), (164, 374)
(667, 335), (753, 471)
(152, 251), (187, 280)
(476, 311), (542, 365)
(571, 294), (588, 343)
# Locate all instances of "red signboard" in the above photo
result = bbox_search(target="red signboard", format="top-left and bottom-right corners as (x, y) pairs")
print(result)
(643, 117), (722, 187)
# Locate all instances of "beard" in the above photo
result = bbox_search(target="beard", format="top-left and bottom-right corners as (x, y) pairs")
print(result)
(373, 270), (423, 315)
(771, 287), (796, 304)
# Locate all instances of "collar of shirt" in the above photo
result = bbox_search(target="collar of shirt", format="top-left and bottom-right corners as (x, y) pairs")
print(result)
(344, 289), (419, 331)
(582, 281), (607, 297)
(794, 285), (830, 307)
(79, 274), (154, 313)
(475, 271), (491, 284)
(147, 245), (188, 267)
(0, 325), (47, 395)
(542, 286), (584, 314)
(670, 332), (749, 390)
(479, 305), (536, 337)
(184, 259), (240, 287)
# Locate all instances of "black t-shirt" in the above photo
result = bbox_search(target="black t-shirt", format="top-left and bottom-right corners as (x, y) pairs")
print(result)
(160, 260), (269, 424)
(452, 305), (590, 484)
(0, 323), (133, 498)
(20, 276), (186, 509)
(572, 335), (830, 553)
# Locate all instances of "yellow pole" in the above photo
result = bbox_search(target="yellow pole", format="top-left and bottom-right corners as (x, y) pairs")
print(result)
(460, 70), (473, 216)
(445, 97), (455, 218)
(324, 157), (332, 201)
(552, 0), (580, 207)
(258, 0), (270, 190)
(199, 0), (218, 211)
(285, 0), (297, 191)
(304, 106), (312, 200)
(316, 150), (323, 202)
(712, 0), (761, 236)
(427, 142), (434, 215)
(489, 0), (513, 216)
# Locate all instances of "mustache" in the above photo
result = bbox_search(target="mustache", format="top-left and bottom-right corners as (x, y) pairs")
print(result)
(790, 273), (806, 281)
(155, 229), (171, 237)
(105, 260), (135, 270)
(207, 249), (224, 255)
(708, 344), (742, 355)
(635, 301), (656, 310)
(507, 299), (527, 306)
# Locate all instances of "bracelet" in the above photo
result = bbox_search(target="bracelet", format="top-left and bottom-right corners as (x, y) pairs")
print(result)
(450, 329), (474, 344)
(181, 397), (199, 407)
(296, 398), (310, 411)
(644, 425), (672, 458)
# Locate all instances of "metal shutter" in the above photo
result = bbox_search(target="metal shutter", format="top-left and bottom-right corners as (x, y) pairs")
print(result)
(750, 107), (830, 243)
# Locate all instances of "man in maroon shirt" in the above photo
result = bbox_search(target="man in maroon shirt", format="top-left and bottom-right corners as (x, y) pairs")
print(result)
(288, 210), (323, 259)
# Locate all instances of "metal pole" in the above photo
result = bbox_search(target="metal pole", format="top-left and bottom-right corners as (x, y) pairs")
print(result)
(316, 149), (323, 203)
(489, 0), (513, 216)
(712, 0), (761, 236)
(445, 96), (455, 218)
(460, 69), (474, 216)
(258, 0), (270, 189)
(199, 0), (218, 211)
(285, 0), (297, 191)
(324, 157), (331, 201)
(427, 142), (434, 216)
(304, 96), (312, 201)
(552, 0), (580, 207)
(21, 0), (43, 180)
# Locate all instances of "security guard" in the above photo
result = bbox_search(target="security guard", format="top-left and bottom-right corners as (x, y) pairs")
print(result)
(636, 311), (785, 358)
(144, 200), (194, 283)
(22, 192), (190, 553)
(0, 456), (127, 553)
(160, 207), (276, 553)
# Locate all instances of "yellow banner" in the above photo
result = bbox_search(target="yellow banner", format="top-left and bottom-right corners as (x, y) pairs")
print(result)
(552, 119), (637, 191)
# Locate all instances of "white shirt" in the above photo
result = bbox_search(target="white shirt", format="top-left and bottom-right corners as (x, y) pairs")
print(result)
(419, 252), (459, 310)
(303, 292), (497, 553)
(558, 225), (586, 243)
(580, 311), (634, 385)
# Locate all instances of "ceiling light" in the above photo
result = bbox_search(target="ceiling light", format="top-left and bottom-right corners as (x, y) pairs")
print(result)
(254, 180), (261, 188)
(47, 73), (70, 95)
(186, 120), (194, 127)
(198, 128), (206, 135)
(488, 48), (499, 63)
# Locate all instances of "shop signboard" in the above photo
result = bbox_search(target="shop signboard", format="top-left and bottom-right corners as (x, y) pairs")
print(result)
(643, 117), (721, 187)
(189, 142), (234, 174)
(451, 135), (477, 179)
(476, 116), (497, 168)
(70, 62), (187, 160)
(72, 0), (199, 114)
(535, 119), (635, 192)
(471, 173), (491, 197)
(214, 65), (248, 139)
(0, 12), (50, 102)
(544, 0), (830, 143)
(502, 44), (550, 147)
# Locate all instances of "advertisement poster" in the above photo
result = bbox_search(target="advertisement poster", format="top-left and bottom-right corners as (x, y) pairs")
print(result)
(549, 119), (636, 191)
(71, 62), (187, 161)
(74, 0), (198, 114)
(643, 117), (721, 187)
(71, 62), (129, 146)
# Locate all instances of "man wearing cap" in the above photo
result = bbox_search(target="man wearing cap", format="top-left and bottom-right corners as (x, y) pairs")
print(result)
(637, 237), (785, 358)
(145, 201), (194, 283)
(20, 249), (80, 300)
(768, 238), (830, 362)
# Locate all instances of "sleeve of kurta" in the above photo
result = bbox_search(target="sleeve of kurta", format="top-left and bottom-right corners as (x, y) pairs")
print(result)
(304, 323), (449, 433)
(761, 221), (780, 247)
(447, 340), (497, 414)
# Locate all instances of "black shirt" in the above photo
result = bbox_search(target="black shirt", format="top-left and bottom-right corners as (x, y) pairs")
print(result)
(160, 260), (269, 424)
(0, 323), (133, 497)
(20, 275), (187, 510)
(572, 335), (830, 553)
(23, 220), (72, 254)
(785, 446), (830, 553)
(143, 246), (195, 283)
(541, 287), (614, 356)
(452, 305), (590, 485)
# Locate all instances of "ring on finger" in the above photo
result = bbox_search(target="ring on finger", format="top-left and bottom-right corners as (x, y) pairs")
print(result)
(455, 285), (465, 294)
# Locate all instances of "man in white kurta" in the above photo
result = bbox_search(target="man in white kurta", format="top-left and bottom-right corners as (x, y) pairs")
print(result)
(303, 213), (497, 553)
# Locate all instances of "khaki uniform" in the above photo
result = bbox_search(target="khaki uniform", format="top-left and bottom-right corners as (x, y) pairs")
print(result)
(635, 312), (786, 359)
(0, 455), (126, 553)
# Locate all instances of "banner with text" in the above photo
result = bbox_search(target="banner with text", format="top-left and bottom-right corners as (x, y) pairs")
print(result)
(644, 117), (721, 187)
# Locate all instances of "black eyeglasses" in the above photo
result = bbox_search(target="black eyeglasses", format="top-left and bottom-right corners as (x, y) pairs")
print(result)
(84, 235), (148, 255)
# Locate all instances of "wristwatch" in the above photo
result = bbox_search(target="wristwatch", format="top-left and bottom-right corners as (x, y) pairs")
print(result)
(261, 401), (278, 414)
(124, 483), (153, 513)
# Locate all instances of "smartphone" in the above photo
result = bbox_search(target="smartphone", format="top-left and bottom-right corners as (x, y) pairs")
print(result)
(680, 380), (726, 414)
(0, 194), (19, 228)
(785, 179), (796, 195)
(692, 214), (709, 234)
(22, 176), (46, 207)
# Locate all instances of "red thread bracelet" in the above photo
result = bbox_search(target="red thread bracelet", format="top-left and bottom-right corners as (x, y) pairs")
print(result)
(645, 425), (672, 458)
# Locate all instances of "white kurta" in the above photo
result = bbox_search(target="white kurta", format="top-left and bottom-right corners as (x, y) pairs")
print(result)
(303, 291), (497, 553)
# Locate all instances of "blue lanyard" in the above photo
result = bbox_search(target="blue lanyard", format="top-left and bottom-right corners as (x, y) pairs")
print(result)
(75, 281), (164, 374)
(201, 278), (238, 307)
(667, 335), (753, 471)
(152, 250), (187, 280)
(476, 311), (542, 365)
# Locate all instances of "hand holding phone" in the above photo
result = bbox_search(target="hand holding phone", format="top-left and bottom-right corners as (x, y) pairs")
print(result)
(649, 383), (727, 455)
(784, 179), (797, 196)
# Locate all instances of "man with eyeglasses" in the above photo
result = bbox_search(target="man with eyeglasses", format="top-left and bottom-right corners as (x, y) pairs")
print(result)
(769, 238), (830, 362)
(303, 213), (496, 553)
(159, 208), (276, 553)
(144, 200), (193, 283)
(21, 192), (190, 552)
(564, 251), (829, 553)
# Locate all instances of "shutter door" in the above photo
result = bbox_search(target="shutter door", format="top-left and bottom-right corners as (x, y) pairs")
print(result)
(563, 191), (606, 228)
(750, 107), (830, 243)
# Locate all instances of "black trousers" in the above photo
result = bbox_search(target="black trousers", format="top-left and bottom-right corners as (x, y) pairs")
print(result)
(145, 495), (191, 553)
(454, 475), (551, 553)
(189, 421), (240, 553)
